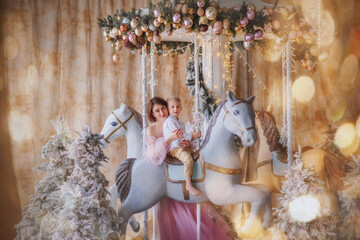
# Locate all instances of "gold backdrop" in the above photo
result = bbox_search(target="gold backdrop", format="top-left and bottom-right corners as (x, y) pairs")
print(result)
(0, 0), (359, 239)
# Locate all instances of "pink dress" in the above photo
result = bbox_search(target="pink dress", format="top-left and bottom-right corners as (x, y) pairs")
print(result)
(145, 136), (232, 240)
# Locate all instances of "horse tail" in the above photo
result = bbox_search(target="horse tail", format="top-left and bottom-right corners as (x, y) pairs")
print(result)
(323, 152), (347, 193)
(115, 158), (136, 202)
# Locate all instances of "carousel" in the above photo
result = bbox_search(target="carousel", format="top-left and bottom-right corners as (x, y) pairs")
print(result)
(8, 0), (360, 240)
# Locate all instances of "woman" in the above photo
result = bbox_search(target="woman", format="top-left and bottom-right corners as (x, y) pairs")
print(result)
(145, 96), (233, 240)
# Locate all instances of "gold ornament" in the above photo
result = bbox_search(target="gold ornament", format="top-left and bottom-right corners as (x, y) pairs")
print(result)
(197, 7), (204, 16)
(223, 19), (230, 30)
(141, 25), (148, 32)
(174, 4), (183, 13)
(112, 52), (121, 63)
(209, 1), (219, 9)
(310, 46), (319, 57)
(117, 16), (121, 21)
(158, 16), (164, 23)
(247, 3), (256, 11)
(199, 16), (209, 25)
(111, 43), (116, 48)
(130, 19), (138, 29)
(106, 36), (111, 42)
(181, 4), (189, 15)
(205, 7), (217, 20)
(135, 28), (143, 37)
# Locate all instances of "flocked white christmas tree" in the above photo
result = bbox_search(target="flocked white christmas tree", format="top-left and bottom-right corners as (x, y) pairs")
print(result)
(271, 148), (336, 240)
(51, 124), (120, 240)
(15, 117), (74, 239)
(337, 154), (360, 240)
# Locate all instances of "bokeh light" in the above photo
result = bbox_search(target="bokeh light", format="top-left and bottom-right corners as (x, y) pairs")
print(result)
(8, 110), (34, 142)
(288, 194), (320, 222)
(334, 123), (358, 155)
(291, 76), (315, 103)
(263, 41), (281, 62)
(326, 99), (346, 122)
(5, 36), (19, 60)
(340, 54), (359, 92)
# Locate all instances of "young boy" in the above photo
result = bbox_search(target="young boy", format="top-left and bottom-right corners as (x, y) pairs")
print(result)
(163, 96), (202, 196)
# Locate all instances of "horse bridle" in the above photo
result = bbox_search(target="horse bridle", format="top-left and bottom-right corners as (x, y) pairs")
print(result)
(222, 100), (257, 136)
(103, 111), (134, 144)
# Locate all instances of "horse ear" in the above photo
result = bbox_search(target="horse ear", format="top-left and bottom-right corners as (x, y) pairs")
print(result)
(227, 90), (237, 102)
(246, 96), (256, 104)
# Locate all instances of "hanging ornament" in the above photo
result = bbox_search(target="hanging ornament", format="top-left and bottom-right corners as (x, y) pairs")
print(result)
(213, 21), (223, 34)
(197, 8), (204, 16)
(223, 19), (230, 30)
(243, 41), (255, 50)
(197, 0), (205, 8)
(209, 1), (219, 9)
(153, 19), (161, 27)
(246, 9), (255, 20)
(245, 33), (255, 42)
(239, 17), (248, 27)
(115, 41), (122, 51)
(205, 7), (217, 20)
(105, 36), (111, 42)
(254, 29), (263, 39)
(112, 52), (121, 62)
(247, 3), (256, 11)
(172, 13), (181, 24)
(174, 4), (183, 13)
(184, 18), (193, 27)
(200, 25), (209, 32)
(271, 20), (280, 30)
(128, 34), (137, 44)
(181, 4), (189, 15)
(130, 19), (138, 29)
(135, 28), (143, 37)
(122, 17), (130, 24)
(199, 16), (209, 25)
(154, 8), (161, 18)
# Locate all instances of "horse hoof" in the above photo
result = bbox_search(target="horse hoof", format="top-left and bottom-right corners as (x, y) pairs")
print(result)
(238, 219), (262, 239)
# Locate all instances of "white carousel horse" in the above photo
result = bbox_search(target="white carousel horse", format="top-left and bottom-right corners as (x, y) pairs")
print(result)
(114, 91), (272, 239)
(99, 103), (143, 232)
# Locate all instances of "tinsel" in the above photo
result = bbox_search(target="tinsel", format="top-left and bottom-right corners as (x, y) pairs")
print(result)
(272, 149), (337, 240)
(337, 154), (360, 240)
(185, 57), (217, 121)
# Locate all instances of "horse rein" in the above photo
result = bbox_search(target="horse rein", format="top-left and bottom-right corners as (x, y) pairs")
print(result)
(103, 112), (134, 144)
(222, 100), (257, 136)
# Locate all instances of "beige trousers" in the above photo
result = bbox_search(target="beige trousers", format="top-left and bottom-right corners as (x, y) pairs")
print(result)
(169, 148), (194, 176)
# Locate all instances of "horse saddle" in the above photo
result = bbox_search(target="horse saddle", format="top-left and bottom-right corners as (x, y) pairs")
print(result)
(272, 152), (288, 176)
(164, 152), (205, 200)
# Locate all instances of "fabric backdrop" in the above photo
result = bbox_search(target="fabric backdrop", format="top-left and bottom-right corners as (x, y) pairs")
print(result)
(0, 0), (359, 239)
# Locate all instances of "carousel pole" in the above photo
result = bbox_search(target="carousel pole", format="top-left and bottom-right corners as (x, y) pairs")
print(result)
(193, 33), (201, 240)
(286, 40), (293, 166)
(141, 45), (149, 240)
(150, 42), (158, 240)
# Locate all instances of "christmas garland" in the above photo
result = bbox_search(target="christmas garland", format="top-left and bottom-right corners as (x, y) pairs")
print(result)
(185, 57), (217, 121)
(98, 1), (327, 71)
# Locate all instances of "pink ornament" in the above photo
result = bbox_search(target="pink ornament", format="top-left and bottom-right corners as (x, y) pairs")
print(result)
(154, 8), (161, 18)
(184, 18), (193, 27)
(128, 33), (136, 43)
(213, 21), (223, 34)
(246, 9), (255, 20)
(154, 35), (161, 43)
(245, 33), (255, 41)
(172, 13), (181, 24)
(239, 18), (248, 27)
(254, 29), (263, 39)
(271, 20), (280, 30)
(197, 0), (205, 8)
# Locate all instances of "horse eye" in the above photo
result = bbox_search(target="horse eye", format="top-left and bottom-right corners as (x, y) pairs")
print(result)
(233, 110), (240, 115)
(111, 121), (118, 126)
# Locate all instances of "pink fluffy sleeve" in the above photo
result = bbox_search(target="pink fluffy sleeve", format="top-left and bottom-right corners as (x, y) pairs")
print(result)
(144, 136), (170, 166)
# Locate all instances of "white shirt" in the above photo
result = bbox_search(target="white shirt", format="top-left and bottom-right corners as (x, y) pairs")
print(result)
(163, 115), (192, 151)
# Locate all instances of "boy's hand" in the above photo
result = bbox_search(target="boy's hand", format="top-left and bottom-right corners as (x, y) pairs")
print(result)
(192, 131), (201, 139)
(180, 140), (190, 148)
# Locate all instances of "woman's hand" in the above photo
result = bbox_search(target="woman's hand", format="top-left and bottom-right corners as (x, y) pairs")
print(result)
(166, 129), (183, 144)
(179, 140), (190, 148)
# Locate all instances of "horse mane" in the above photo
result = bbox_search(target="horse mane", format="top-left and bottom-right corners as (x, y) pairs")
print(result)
(256, 111), (282, 153)
(128, 106), (143, 127)
(323, 152), (348, 193)
(199, 101), (226, 150)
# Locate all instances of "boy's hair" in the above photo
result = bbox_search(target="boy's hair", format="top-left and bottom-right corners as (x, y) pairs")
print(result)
(166, 96), (181, 104)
